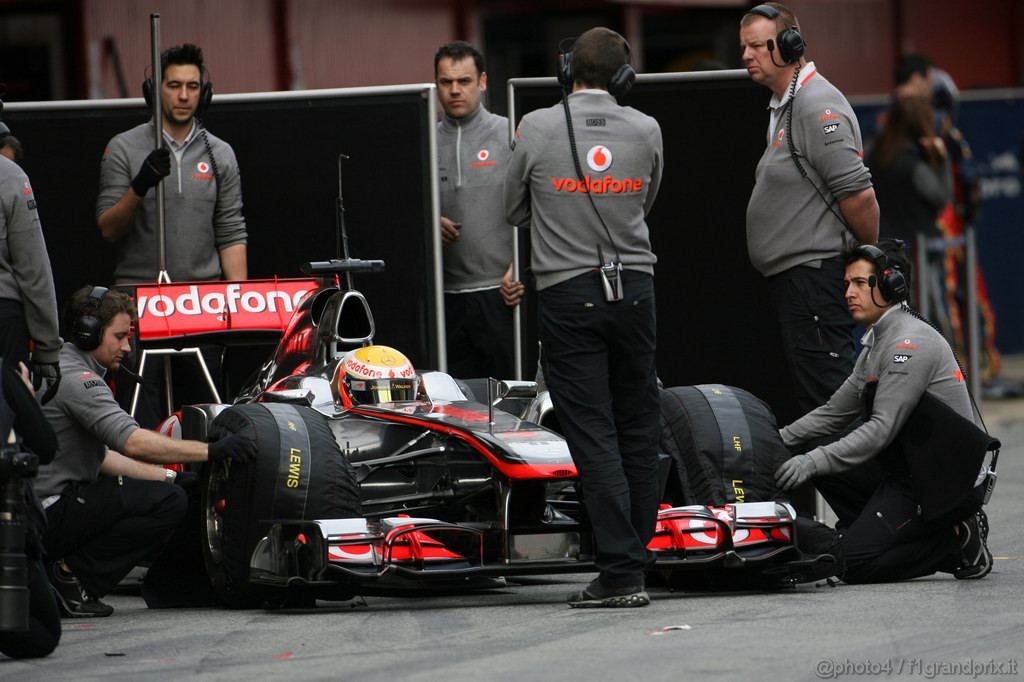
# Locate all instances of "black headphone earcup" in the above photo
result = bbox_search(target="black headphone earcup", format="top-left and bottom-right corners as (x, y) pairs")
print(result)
(608, 63), (636, 98)
(886, 270), (909, 303)
(72, 286), (109, 351)
(776, 27), (806, 65)
(72, 315), (102, 351)
(142, 78), (153, 107)
(197, 81), (213, 115)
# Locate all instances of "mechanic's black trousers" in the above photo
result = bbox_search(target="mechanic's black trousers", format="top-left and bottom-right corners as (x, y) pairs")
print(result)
(768, 261), (857, 415)
(445, 288), (515, 380)
(538, 271), (661, 588)
(815, 460), (966, 583)
(42, 476), (187, 597)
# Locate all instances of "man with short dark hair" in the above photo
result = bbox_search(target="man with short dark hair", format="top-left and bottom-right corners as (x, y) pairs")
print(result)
(97, 43), (247, 425)
(505, 26), (662, 608)
(34, 286), (256, 617)
(434, 41), (523, 379)
(776, 240), (993, 583)
(741, 3), (879, 415)
(97, 43), (247, 284)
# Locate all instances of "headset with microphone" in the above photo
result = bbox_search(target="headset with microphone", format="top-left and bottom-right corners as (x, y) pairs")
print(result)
(746, 4), (806, 67)
(854, 242), (910, 306)
(557, 34), (636, 97)
(71, 286), (110, 351)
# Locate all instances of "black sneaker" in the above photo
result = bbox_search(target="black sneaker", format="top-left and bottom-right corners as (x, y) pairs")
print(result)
(567, 580), (650, 608)
(47, 561), (115, 618)
(954, 512), (993, 580)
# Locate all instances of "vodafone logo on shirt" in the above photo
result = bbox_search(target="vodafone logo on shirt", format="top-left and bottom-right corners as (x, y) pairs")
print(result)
(586, 145), (613, 172)
(471, 148), (497, 168)
(197, 161), (210, 173)
(551, 143), (643, 195)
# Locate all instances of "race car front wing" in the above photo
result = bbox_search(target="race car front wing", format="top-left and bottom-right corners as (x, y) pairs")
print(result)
(249, 501), (834, 591)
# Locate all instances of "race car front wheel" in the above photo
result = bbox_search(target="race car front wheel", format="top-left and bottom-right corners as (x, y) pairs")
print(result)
(201, 402), (362, 608)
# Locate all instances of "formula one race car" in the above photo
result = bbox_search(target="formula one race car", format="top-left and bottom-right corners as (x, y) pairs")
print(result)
(159, 260), (833, 607)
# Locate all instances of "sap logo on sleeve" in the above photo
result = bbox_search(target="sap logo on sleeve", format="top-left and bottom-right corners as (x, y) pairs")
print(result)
(822, 123), (840, 135)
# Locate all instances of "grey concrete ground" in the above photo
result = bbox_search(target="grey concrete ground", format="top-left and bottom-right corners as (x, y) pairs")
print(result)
(3, 366), (1022, 681)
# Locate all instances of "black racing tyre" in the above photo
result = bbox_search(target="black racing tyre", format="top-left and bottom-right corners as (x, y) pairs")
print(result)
(659, 385), (790, 506)
(659, 387), (718, 505)
(201, 403), (361, 608)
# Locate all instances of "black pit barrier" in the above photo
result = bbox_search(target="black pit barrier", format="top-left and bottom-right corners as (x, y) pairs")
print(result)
(5, 85), (443, 373)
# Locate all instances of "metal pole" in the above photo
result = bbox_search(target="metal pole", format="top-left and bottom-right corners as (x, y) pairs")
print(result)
(915, 230), (928, 318)
(426, 85), (446, 373)
(507, 78), (522, 381)
(966, 224), (981, 400)
(150, 13), (170, 285)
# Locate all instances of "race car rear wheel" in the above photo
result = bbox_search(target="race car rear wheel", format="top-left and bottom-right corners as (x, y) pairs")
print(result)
(201, 402), (362, 608)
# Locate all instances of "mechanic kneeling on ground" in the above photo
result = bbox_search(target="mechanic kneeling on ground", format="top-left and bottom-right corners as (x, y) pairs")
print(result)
(775, 239), (993, 583)
(33, 286), (256, 617)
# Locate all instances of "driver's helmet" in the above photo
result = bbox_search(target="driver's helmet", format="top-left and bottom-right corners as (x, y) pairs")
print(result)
(338, 345), (419, 405)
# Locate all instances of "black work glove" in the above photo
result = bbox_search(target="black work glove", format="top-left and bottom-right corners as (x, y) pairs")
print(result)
(775, 454), (817, 491)
(131, 147), (172, 197)
(30, 360), (61, 405)
(208, 433), (258, 464)
(173, 471), (198, 489)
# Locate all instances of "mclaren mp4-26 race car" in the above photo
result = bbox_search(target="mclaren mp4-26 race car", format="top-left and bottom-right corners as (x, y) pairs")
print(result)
(156, 260), (833, 608)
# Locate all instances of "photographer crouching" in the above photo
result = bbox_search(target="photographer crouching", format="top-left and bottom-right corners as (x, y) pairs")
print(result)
(0, 359), (60, 659)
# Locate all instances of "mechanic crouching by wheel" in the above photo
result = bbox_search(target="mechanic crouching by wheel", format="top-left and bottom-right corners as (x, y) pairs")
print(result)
(504, 27), (663, 608)
(32, 286), (256, 617)
(775, 240), (994, 584)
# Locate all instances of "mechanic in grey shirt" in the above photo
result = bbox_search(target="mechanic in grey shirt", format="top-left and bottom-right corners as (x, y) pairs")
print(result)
(435, 41), (524, 379)
(35, 286), (255, 617)
(775, 241), (992, 583)
(95, 43), (246, 427)
(505, 28), (662, 609)
(740, 4), (879, 415)
(96, 43), (246, 285)
(0, 147), (61, 393)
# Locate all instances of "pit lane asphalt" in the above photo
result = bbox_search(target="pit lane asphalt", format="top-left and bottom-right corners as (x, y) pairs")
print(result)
(5, 397), (1023, 682)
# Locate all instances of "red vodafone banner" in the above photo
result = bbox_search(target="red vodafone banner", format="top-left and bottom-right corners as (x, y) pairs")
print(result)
(132, 278), (318, 341)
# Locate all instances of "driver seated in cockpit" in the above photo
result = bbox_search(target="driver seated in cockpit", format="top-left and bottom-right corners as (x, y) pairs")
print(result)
(333, 345), (420, 408)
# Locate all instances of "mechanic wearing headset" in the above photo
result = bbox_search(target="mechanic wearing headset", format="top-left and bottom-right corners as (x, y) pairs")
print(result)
(435, 41), (524, 379)
(96, 43), (247, 426)
(776, 240), (993, 583)
(741, 3), (879, 414)
(96, 43), (247, 284)
(505, 27), (662, 608)
(33, 286), (256, 617)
